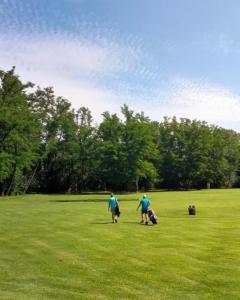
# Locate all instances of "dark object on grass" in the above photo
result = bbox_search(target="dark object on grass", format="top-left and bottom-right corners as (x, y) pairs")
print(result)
(115, 204), (120, 217)
(147, 209), (157, 224)
(188, 205), (196, 215)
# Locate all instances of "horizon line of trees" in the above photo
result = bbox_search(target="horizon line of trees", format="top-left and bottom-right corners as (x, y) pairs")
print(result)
(1, 67), (240, 196)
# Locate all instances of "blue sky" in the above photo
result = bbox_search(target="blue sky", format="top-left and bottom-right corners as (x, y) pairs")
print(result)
(1, 0), (240, 130)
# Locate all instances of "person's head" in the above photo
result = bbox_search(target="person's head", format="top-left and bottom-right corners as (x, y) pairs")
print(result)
(143, 194), (146, 198)
(110, 193), (114, 197)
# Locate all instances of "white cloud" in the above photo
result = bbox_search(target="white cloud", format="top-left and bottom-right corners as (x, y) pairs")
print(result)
(145, 77), (240, 131)
(0, 32), (140, 77)
(0, 31), (142, 122)
(51, 78), (125, 121)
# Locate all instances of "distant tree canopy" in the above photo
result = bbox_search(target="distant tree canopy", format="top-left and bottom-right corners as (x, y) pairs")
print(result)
(1, 67), (240, 195)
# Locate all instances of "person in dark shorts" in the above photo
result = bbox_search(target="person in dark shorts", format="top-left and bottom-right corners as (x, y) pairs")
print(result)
(137, 194), (150, 225)
(108, 193), (119, 223)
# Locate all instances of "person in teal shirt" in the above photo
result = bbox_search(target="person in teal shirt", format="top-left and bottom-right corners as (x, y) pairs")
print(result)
(108, 193), (119, 223)
(137, 194), (150, 225)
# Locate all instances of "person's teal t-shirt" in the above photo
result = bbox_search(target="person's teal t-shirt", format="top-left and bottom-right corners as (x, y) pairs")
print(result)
(109, 197), (117, 209)
(140, 198), (150, 210)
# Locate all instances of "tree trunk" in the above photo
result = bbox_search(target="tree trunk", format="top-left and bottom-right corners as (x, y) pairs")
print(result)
(6, 164), (17, 195)
(0, 182), (7, 196)
(135, 176), (139, 193)
(24, 161), (40, 193)
(103, 182), (107, 191)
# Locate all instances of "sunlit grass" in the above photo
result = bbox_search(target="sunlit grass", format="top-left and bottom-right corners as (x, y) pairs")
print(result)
(0, 190), (240, 299)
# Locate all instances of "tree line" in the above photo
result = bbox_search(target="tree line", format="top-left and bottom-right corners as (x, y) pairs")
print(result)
(1, 67), (240, 195)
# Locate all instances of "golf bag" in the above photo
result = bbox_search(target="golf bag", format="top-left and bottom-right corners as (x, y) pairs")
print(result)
(115, 203), (120, 217)
(147, 209), (157, 224)
(188, 205), (196, 215)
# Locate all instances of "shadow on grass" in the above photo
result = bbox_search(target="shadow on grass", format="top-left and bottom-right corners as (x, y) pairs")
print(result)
(52, 199), (138, 203)
(123, 221), (155, 226)
(90, 221), (114, 224)
(50, 191), (145, 195)
(159, 215), (197, 218)
(90, 221), (155, 226)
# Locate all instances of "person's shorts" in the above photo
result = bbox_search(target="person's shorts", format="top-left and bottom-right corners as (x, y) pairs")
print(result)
(111, 208), (116, 215)
(141, 208), (148, 214)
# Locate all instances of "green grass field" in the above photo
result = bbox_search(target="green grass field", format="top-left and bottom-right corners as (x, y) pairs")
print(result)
(0, 190), (240, 300)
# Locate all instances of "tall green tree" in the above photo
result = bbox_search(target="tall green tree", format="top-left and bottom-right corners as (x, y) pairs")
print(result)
(73, 107), (99, 192)
(0, 67), (39, 195)
(42, 97), (77, 193)
(97, 111), (125, 190)
(121, 105), (159, 191)
(222, 129), (240, 187)
(159, 117), (213, 189)
(26, 86), (57, 192)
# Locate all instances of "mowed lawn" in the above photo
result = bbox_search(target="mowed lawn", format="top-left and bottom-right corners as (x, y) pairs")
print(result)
(0, 190), (240, 300)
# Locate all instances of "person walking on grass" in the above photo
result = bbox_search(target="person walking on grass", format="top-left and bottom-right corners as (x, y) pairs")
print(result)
(137, 194), (150, 225)
(108, 193), (119, 223)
